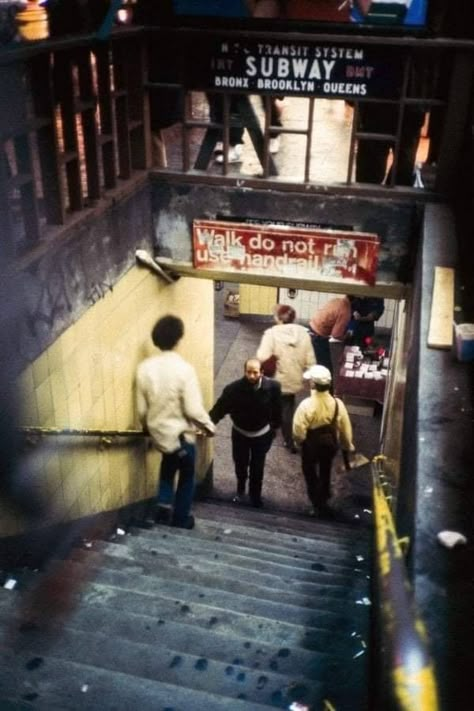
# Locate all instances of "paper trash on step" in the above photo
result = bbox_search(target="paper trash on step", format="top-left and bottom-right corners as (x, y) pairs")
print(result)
(437, 530), (467, 548)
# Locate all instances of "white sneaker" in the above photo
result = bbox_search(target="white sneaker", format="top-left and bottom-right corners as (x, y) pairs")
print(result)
(269, 136), (280, 154)
(215, 144), (243, 164)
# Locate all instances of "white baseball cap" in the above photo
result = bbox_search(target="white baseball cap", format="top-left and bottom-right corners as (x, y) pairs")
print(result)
(303, 364), (332, 385)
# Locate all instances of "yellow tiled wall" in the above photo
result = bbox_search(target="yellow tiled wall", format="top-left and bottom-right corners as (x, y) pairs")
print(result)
(239, 284), (278, 315)
(1, 268), (214, 537)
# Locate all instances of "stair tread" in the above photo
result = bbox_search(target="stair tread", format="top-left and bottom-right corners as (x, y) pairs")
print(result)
(0, 500), (371, 710)
(79, 545), (369, 606)
(100, 539), (369, 585)
(59, 555), (370, 625)
(194, 500), (371, 538)
(128, 520), (369, 563)
(122, 530), (370, 579)
(0, 596), (336, 680)
(182, 502), (370, 545)
(0, 585), (361, 654)
(6, 624), (323, 708)
(0, 648), (280, 711)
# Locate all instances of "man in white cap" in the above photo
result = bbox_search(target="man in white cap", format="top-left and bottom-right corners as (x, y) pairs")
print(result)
(293, 364), (355, 518)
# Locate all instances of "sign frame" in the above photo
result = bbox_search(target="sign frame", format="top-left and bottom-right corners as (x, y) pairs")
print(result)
(193, 219), (380, 286)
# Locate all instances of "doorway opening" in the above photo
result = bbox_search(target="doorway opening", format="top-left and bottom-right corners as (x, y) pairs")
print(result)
(211, 281), (402, 524)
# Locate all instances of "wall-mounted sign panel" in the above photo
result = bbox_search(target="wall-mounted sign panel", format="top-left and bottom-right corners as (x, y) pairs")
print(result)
(193, 220), (380, 285)
(186, 38), (403, 98)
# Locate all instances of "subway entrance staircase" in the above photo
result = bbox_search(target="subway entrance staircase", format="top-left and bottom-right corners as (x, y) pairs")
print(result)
(0, 500), (371, 710)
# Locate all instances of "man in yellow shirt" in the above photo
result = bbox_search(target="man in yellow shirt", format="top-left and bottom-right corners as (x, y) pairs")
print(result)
(293, 364), (355, 518)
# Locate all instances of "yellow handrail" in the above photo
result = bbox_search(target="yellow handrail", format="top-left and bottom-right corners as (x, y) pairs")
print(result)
(18, 427), (145, 437)
(372, 455), (439, 711)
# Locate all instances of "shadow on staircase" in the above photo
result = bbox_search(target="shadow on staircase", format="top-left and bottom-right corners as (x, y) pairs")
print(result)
(0, 500), (371, 710)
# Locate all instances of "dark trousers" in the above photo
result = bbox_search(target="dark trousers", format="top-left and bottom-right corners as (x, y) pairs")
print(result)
(310, 332), (333, 378)
(208, 94), (244, 146)
(231, 428), (273, 503)
(301, 442), (335, 507)
(157, 439), (195, 526)
(281, 393), (296, 448)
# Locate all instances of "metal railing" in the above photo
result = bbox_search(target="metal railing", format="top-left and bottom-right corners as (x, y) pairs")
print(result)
(145, 26), (474, 195)
(0, 27), (150, 259)
(19, 426), (145, 437)
(371, 455), (439, 710)
(1, 26), (473, 263)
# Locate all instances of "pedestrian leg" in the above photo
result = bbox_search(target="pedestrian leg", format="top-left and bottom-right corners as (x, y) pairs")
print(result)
(157, 451), (178, 506)
(318, 448), (336, 518)
(248, 430), (273, 507)
(301, 443), (321, 510)
(172, 441), (196, 527)
(231, 428), (251, 496)
(280, 393), (296, 450)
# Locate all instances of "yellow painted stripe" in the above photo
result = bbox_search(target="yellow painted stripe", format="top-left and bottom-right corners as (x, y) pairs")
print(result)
(393, 664), (439, 711)
(427, 266), (454, 349)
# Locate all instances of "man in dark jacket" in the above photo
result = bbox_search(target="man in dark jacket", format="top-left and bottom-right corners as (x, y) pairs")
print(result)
(210, 358), (281, 507)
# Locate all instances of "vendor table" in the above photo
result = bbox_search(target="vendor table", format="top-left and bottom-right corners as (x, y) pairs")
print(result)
(335, 347), (387, 404)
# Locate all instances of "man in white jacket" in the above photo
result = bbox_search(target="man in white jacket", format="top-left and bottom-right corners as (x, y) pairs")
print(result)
(257, 304), (315, 452)
(136, 315), (215, 529)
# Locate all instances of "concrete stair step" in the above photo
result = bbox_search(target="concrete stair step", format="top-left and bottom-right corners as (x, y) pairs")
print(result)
(127, 521), (370, 571)
(0, 499), (371, 710)
(129, 527), (370, 577)
(80, 583), (359, 653)
(0, 586), (352, 655)
(188, 501), (369, 547)
(194, 500), (371, 541)
(82, 542), (369, 603)
(0, 648), (279, 711)
(0, 594), (335, 682)
(63, 554), (370, 625)
(5, 624), (323, 709)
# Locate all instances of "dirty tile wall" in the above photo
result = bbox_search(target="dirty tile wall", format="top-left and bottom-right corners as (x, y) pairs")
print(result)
(0, 269), (214, 537)
(240, 284), (396, 329)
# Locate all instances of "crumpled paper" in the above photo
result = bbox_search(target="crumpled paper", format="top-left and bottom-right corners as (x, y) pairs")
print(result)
(437, 530), (468, 549)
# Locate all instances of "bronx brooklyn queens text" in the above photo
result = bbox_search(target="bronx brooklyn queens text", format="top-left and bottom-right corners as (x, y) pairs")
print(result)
(209, 41), (395, 97)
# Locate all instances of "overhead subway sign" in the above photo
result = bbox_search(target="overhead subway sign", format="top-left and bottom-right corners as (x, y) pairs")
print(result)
(187, 39), (403, 99)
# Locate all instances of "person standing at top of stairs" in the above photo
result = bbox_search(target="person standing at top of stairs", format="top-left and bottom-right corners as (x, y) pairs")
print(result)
(209, 358), (281, 508)
(136, 315), (215, 529)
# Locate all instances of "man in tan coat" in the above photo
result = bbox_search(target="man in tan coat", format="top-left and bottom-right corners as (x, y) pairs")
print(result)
(257, 304), (315, 452)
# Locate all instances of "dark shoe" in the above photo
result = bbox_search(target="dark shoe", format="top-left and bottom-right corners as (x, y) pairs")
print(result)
(154, 506), (172, 525)
(250, 498), (264, 509)
(172, 515), (195, 530)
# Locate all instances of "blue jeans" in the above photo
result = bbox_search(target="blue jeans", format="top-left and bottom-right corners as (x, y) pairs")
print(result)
(157, 439), (195, 526)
